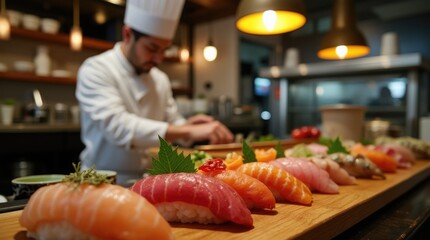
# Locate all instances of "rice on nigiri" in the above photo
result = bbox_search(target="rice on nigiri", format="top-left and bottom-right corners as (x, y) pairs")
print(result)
(20, 166), (173, 240)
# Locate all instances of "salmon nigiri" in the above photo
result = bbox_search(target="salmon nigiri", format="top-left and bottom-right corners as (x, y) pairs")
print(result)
(131, 173), (253, 226)
(198, 158), (276, 210)
(350, 144), (397, 173)
(270, 157), (339, 194)
(237, 162), (313, 205)
(20, 169), (173, 240)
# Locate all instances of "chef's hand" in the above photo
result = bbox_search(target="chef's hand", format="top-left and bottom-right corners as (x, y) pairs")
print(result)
(186, 114), (214, 125)
(166, 120), (234, 144)
(188, 121), (234, 144)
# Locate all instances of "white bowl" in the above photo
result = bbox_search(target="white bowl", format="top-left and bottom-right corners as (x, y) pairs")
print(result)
(22, 14), (40, 31)
(6, 10), (22, 27)
(41, 18), (60, 34)
(14, 61), (34, 72)
(52, 69), (71, 78)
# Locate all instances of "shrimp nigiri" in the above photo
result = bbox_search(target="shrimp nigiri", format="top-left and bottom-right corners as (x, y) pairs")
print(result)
(270, 157), (339, 194)
(237, 162), (313, 205)
(20, 172), (173, 240)
(198, 158), (276, 210)
(130, 173), (253, 226)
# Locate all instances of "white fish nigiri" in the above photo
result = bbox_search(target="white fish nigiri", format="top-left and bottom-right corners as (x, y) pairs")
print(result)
(309, 156), (358, 185)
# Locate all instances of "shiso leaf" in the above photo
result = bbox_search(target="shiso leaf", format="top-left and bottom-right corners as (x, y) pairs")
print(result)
(242, 141), (256, 163)
(149, 136), (196, 175)
(275, 141), (285, 158)
(327, 137), (349, 154)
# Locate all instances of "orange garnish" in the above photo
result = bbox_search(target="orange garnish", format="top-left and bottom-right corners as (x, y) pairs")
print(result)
(255, 148), (277, 162)
(224, 152), (244, 170)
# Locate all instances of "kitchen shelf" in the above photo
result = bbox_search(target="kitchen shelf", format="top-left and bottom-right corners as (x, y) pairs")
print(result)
(10, 27), (187, 63)
(11, 27), (114, 51)
(0, 71), (75, 85)
(0, 71), (192, 95)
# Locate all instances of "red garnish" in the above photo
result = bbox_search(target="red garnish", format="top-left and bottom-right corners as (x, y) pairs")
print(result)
(198, 158), (226, 172)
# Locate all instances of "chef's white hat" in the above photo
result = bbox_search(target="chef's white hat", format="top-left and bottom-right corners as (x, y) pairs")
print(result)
(124, 0), (185, 40)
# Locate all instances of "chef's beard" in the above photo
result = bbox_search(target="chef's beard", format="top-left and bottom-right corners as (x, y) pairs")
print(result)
(128, 42), (157, 75)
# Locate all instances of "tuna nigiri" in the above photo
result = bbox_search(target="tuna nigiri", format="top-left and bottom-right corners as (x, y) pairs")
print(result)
(20, 170), (173, 240)
(130, 173), (253, 226)
(237, 162), (313, 205)
(198, 158), (276, 210)
(270, 157), (339, 194)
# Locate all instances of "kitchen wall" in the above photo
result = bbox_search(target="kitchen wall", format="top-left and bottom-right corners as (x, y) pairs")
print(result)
(192, 17), (239, 105)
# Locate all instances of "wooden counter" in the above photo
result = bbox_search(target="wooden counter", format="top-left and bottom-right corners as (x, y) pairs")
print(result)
(1, 161), (429, 240)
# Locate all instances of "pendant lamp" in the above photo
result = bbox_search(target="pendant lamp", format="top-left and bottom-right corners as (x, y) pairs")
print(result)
(0, 0), (10, 40)
(70, 0), (82, 51)
(236, 0), (306, 35)
(318, 0), (369, 60)
(203, 22), (217, 62)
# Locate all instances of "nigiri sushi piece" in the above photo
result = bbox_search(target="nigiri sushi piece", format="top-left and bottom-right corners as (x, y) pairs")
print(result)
(350, 144), (397, 173)
(306, 143), (329, 156)
(309, 156), (358, 185)
(236, 162), (313, 205)
(372, 144), (415, 168)
(20, 183), (173, 240)
(130, 173), (253, 226)
(328, 153), (385, 180)
(270, 157), (339, 194)
(198, 158), (276, 210)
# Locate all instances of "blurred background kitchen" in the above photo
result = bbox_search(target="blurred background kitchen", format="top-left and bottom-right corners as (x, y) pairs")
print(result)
(0, 0), (429, 195)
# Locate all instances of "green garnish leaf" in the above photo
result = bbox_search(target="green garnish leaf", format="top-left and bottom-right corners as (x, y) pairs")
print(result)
(63, 162), (112, 188)
(242, 141), (256, 163)
(149, 136), (196, 175)
(327, 137), (349, 154)
(275, 141), (285, 158)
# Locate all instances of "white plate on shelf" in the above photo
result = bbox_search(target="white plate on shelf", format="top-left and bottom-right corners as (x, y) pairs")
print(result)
(52, 69), (71, 78)
(13, 61), (34, 72)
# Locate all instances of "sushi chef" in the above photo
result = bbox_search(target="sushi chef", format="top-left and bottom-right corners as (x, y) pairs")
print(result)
(76, 0), (233, 186)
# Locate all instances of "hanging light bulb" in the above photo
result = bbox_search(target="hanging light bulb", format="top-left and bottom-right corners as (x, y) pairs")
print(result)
(0, 0), (10, 40)
(203, 22), (217, 62)
(70, 26), (82, 51)
(236, 0), (306, 35)
(179, 48), (189, 62)
(318, 0), (369, 60)
(70, 0), (82, 51)
(262, 10), (277, 31)
(203, 41), (217, 62)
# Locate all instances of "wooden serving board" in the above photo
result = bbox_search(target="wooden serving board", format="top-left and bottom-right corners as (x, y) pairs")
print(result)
(1, 161), (430, 240)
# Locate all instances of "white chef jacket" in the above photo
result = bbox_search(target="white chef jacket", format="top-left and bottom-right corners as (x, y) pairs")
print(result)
(76, 42), (186, 186)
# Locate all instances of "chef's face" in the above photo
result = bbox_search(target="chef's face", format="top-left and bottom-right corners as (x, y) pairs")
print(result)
(124, 27), (171, 75)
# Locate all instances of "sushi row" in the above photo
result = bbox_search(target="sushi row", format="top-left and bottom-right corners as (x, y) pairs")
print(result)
(18, 136), (425, 239)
